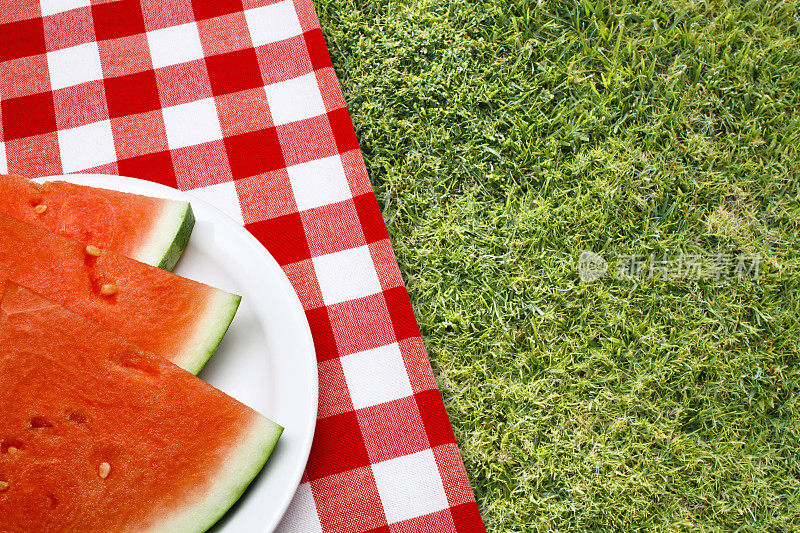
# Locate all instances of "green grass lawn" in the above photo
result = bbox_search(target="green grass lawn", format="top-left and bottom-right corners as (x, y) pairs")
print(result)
(316, 0), (800, 530)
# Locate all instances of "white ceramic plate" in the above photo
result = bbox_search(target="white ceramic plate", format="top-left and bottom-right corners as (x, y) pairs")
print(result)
(36, 174), (318, 533)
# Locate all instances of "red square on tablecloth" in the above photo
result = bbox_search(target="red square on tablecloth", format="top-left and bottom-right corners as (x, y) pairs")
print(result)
(241, 0), (286, 7)
(306, 411), (371, 480)
(450, 503), (485, 533)
(370, 240), (406, 291)
(316, 69), (347, 111)
(384, 287), (422, 343)
(104, 70), (161, 118)
(92, 0), (146, 41)
(293, 0), (321, 31)
(354, 193), (390, 244)
(390, 509), (457, 533)
(303, 28), (333, 71)
(83, 160), (120, 176)
(192, 0), (243, 21)
(0, 18), (46, 62)
(400, 337), (439, 394)
(224, 127), (284, 179)
(246, 212), (311, 265)
(2, 92), (56, 141)
(341, 148), (375, 197)
(328, 107), (361, 153)
(415, 390), (457, 448)
(206, 48), (263, 97)
(117, 150), (177, 188)
(433, 445), (479, 508)
(305, 306), (338, 361)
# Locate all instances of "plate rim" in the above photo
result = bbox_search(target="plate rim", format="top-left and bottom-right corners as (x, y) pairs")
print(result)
(36, 174), (318, 532)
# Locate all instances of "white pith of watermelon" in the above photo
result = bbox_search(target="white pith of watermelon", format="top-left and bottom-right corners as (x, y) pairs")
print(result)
(134, 200), (195, 271)
(178, 289), (242, 375)
(147, 416), (283, 533)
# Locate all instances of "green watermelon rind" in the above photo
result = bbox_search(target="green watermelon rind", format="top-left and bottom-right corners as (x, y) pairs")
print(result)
(157, 203), (196, 272)
(151, 416), (284, 533)
(180, 291), (242, 375)
(135, 201), (196, 272)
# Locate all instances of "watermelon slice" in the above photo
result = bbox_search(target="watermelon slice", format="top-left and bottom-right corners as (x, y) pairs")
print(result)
(0, 283), (282, 532)
(0, 173), (194, 271)
(0, 212), (239, 374)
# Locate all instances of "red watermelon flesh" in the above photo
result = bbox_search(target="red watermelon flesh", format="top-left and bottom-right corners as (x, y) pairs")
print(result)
(0, 212), (239, 374)
(0, 174), (194, 271)
(0, 283), (282, 533)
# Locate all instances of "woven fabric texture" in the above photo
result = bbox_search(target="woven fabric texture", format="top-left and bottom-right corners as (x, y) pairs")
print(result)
(0, 1), (485, 531)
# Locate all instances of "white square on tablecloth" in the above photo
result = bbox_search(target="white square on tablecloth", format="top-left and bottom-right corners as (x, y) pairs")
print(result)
(147, 22), (205, 69)
(57, 120), (116, 173)
(162, 98), (223, 150)
(371, 449), (450, 524)
(287, 155), (350, 211)
(264, 73), (326, 126)
(0, 143), (7, 174)
(46, 42), (102, 91)
(187, 182), (244, 225)
(312, 245), (382, 306)
(245, 0), (303, 47)
(40, 0), (90, 16)
(341, 343), (413, 409)
(275, 483), (322, 533)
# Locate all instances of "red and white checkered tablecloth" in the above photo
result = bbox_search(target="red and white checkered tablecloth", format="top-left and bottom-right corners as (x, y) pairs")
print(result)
(0, 1), (486, 531)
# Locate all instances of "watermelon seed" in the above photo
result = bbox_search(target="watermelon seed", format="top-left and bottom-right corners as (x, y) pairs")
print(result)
(98, 462), (111, 479)
(100, 284), (118, 296)
(30, 416), (53, 429)
(0, 481), (8, 491)
(0, 438), (24, 454)
(85, 245), (102, 257)
(67, 411), (88, 424)
(34, 204), (47, 215)
(46, 492), (58, 509)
